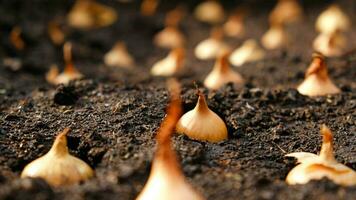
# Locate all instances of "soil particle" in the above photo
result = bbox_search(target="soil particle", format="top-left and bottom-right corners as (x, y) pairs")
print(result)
(54, 85), (78, 105)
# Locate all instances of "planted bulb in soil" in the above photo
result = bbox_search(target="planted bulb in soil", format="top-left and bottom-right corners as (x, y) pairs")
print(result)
(195, 27), (230, 60)
(297, 53), (340, 96)
(154, 6), (186, 49)
(223, 11), (245, 38)
(154, 26), (186, 49)
(285, 125), (356, 186)
(46, 42), (83, 85)
(104, 41), (135, 68)
(176, 90), (227, 143)
(67, 0), (117, 29)
(140, 0), (159, 16)
(136, 79), (205, 200)
(229, 39), (265, 67)
(21, 128), (94, 187)
(261, 25), (287, 50)
(48, 21), (65, 45)
(269, 0), (302, 25)
(316, 4), (350, 34)
(204, 52), (244, 90)
(194, 0), (225, 24)
(150, 48), (185, 76)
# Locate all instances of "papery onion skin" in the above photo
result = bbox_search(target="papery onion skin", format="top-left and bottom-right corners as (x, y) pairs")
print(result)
(21, 128), (94, 187)
(285, 125), (356, 186)
(137, 80), (205, 200)
(176, 92), (228, 142)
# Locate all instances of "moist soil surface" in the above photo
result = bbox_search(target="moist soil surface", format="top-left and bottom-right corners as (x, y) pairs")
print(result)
(0, 0), (355, 200)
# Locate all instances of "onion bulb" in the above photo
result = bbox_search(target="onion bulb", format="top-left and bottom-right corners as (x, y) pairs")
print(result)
(194, 0), (225, 24)
(297, 52), (340, 96)
(151, 48), (185, 76)
(229, 39), (265, 67)
(269, 0), (302, 25)
(46, 42), (83, 85)
(21, 128), (94, 187)
(195, 27), (230, 60)
(286, 125), (356, 186)
(104, 41), (135, 68)
(154, 26), (185, 49)
(223, 11), (245, 38)
(67, 0), (117, 29)
(140, 0), (159, 16)
(316, 5), (350, 34)
(261, 25), (288, 50)
(136, 79), (205, 200)
(48, 21), (65, 45)
(176, 90), (228, 142)
(204, 52), (244, 90)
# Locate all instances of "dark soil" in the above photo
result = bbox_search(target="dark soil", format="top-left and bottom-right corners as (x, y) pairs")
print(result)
(0, 0), (355, 200)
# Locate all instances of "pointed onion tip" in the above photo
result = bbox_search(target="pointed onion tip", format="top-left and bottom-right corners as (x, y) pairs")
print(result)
(285, 125), (356, 186)
(176, 90), (228, 142)
(21, 128), (94, 187)
(204, 53), (244, 90)
(297, 52), (340, 96)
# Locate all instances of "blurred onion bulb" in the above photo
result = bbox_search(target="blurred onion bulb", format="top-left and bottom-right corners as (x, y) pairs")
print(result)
(297, 53), (340, 96)
(286, 125), (356, 186)
(176, 90), (228, 143)
(316, 5), (350, 34)
(229, 39), (265, 67)
(136, 79), (205, 200)
(269, 0), (302, 25)
(151, 48), (185, 76)
(261, 24), (287, 50)
(204, 52), (244, 90)
(195, 28), (230, 60)
(153, 26), (185, 49)
(21, 128), (94, 187)
(194, 0), (225, 24)
(154, 6), (186, 49)
(48, 21), (65, 45)
(67, 0), (117, 29)
(10, 26), (25, 50)
(154, 27), (185, 49)
(313, 5), (350, 57)
(223, 11), (245, 38)
(46, 42), (83, 85)
(141, 0), (159, 16)
(313, 31), (346, 57)
(104, 41), (135, 68)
